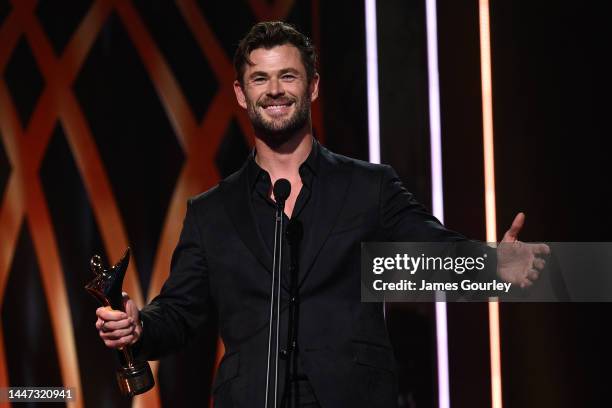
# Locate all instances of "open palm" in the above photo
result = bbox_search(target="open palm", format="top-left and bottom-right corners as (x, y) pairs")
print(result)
(497, 213), (550, 288)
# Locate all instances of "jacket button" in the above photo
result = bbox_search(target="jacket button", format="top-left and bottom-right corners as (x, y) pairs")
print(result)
(279, 348), (288, 359)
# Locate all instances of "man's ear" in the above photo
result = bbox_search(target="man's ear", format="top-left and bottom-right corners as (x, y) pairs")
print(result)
(233, 80), (247, 109)
(309, 73), (320, 102)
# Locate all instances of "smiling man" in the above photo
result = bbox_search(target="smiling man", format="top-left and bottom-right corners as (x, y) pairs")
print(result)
(237, 44), (316, 143)
(95, 22), (547, 407)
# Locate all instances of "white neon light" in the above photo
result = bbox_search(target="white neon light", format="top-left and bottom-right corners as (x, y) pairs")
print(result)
(364, 0), (384, 323)
(425, 0), (451, 407)
(426, 1), (445, 223)
(434, 294), (450, 408)
(366, 2), (450, 406)
(365, 0), (380, 164)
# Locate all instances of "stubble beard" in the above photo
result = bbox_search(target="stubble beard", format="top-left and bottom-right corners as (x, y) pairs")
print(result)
(246, 92), (311, 147)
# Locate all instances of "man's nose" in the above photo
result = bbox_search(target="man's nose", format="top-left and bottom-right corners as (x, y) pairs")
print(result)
(266, 78), (285, 97)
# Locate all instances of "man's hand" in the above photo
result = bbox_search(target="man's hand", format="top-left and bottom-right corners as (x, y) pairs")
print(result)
(497, 212), (550, 288)
(95, 292), (142, 349)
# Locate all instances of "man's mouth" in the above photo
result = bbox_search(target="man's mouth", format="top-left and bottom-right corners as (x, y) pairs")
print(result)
(260, 101), (294, 117)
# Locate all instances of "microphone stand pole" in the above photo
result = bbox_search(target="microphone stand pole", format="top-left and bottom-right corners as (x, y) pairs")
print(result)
(284, 219), (303, 407)
(265, 190), (287, 408)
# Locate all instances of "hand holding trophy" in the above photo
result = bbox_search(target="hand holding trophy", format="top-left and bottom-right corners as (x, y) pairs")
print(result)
(85, 248), (154, 396)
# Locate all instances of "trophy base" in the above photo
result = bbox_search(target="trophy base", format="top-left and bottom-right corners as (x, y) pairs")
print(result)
(116, 361), (155, 396)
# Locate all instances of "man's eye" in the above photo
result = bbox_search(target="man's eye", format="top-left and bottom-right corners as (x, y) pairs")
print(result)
(253, 77), (266, 84)
(282, 75), (296, 81)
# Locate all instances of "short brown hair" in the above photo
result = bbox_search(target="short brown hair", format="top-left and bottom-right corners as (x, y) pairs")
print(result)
(234, 21), (317, 86)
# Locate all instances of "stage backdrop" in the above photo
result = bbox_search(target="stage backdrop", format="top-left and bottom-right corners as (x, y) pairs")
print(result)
(2, 1), (610, 408)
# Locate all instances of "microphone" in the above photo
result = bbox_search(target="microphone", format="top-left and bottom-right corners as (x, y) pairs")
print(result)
(273, 179), (291, 206)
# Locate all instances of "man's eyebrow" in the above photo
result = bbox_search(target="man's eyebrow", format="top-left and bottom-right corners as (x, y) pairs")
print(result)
(278, 68), (300, 75)
(248, 68), (301, 79)
(248, 71), (269, 79)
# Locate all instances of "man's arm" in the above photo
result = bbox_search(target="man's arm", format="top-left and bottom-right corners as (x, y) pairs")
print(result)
(379, 165), (548, 287)
(379, 165), (466, 242)
(96, 199), (211, 360)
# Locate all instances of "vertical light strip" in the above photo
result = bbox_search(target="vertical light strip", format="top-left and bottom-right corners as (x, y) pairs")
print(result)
(434, 296), (450, 408)
(425, 0), (444, 221)
(488, 301), (502, 408)
(478, 1), (503, 408)
(425, 1), (451, 407)
(479, 0), (498, 243)
(365, 4), (451, 407)
(365, 0), (380, 164)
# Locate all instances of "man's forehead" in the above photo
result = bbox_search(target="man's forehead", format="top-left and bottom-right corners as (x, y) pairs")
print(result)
(246, 45), (304, 72)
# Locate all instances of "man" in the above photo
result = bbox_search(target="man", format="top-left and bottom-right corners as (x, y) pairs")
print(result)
(96, 22), (546, 407)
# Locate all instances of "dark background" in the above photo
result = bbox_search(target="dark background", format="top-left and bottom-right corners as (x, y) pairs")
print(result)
(0, 0), (609, 407)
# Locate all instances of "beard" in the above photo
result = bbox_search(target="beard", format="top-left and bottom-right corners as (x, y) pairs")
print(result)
(246, 91), (311, 146)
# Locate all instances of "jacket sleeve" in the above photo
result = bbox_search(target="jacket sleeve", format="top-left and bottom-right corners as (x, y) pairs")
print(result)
(379, 165), (467, 242)
(378, 165), (498, 291)
(133, 199), (211, 361)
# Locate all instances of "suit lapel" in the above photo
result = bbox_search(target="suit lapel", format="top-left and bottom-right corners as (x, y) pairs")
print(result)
(298, 147), (353, 288)
(220, 164), (274, 275)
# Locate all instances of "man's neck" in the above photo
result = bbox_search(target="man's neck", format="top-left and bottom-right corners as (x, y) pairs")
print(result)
(254, 129), (313, 182)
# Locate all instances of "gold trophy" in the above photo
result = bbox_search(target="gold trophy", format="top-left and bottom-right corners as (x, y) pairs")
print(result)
(85, 248), (154, 396)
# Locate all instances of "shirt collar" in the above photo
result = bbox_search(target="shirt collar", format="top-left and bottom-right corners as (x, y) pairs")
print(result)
(247, 137), (320, 191)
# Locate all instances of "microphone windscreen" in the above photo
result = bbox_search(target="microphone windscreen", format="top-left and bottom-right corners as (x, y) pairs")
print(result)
(273, 179), (291, 203)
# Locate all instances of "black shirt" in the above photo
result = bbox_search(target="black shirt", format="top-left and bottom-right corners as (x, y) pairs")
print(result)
(246, 139), (320, 385)
(246, 139), (319, 287)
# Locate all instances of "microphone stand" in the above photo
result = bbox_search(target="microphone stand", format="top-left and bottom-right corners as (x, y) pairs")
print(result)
(265, 180), (290, 408)
(283, 219), (303, 408)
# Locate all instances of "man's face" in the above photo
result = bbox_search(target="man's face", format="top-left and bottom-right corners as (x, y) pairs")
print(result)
(234, 45), (319, 144)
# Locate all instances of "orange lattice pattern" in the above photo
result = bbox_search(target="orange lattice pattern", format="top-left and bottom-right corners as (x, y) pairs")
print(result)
(0, 1), (322, 407)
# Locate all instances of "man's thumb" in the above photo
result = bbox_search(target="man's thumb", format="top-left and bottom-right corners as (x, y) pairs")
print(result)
(122, 291), (136, 318)
(505, 212), (525, 241)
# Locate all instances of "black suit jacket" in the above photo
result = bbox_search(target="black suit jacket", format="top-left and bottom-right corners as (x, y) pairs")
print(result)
(136, 143), (466, 407)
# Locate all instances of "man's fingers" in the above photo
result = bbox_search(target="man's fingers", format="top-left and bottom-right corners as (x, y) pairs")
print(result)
(526, 268), (539, 281)
(532, 243), (550, 255)
(517, 268), (539, 289)
(95, 317), (104, 331)
(96, 306), (127, 321)
(100, 317), (133, 331)
(96, 294), (140, 350)
(99, 326), (134, 340)
(503, 212), (525, 242)
(103, 335), (135, 349)
(533, 257), (546, 270)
